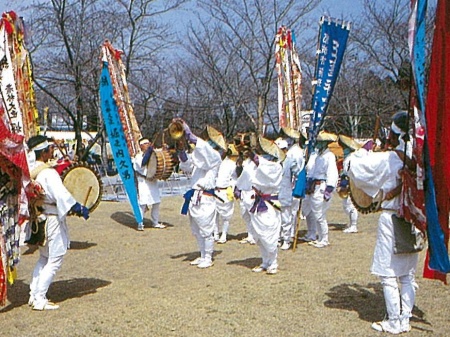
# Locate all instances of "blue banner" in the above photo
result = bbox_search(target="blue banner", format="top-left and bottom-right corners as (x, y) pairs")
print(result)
(99, 62), (143, 224)
(410, 0), (427, 116)
(308, 18), (350, 156)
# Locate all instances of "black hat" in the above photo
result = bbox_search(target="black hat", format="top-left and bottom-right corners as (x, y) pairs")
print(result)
(391, 111), (408, 134)
(27, 135), (52, 151)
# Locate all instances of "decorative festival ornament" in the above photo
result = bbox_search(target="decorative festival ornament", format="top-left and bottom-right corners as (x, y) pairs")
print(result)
(275, 26), (302, 131)
(99, 42), (143, 224)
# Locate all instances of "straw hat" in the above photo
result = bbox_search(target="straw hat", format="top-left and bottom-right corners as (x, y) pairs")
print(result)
(203, 125), (227, 151)
(257, 136), (286, 162)
(227, 143), (239, 156)
(281, 126), (300, 140)
(338, 135), (361, 151)
(316, 131), (338, 142)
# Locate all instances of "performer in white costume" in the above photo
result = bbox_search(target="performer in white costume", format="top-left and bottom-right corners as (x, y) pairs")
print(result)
(275, 136), (301, 250)
(133, 138), (166, 231)
(27, 135), (89, 311)
(348, 111), (418, 335)
(177, 120), (222, 269)
(214, 147), (237, 244)
(234, 154), (257, 245)
(337, 135), (361, 234)
(288, 129), (307, 242)
(246, 137), (283, 274)
(301, 131), (339, 248)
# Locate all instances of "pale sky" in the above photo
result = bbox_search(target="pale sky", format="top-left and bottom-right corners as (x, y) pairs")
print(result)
(1, 0), (365, 20)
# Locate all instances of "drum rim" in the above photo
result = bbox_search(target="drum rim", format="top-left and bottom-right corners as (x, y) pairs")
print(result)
(145, 148), (174, 181)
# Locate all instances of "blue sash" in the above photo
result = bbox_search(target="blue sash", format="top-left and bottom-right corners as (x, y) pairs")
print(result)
(181, 188), (216, 215)
(250, 193), (279, 213)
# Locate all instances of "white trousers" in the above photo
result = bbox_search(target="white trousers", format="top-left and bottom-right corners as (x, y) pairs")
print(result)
(258, 240), (278, 270)
(290, 198), (301, 237)
(380, 275), (417, 321)
(239, 190), (256, 241)
(194, 233), (214, 262)
(189, 193), (216, 260)
(214, 199), (234, 236)
(30, 254), (64, 305)
(342, 197), (358, 227)
(280, 205), (293, 242)
(303, 183), (330, 243)
(249, 205), (280, 270)
(140, 202), (160, 226)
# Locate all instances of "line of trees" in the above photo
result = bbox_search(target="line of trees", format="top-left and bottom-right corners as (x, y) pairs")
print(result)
(19, 0), (435, 156)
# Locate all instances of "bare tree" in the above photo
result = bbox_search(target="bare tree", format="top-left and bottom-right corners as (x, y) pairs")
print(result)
(171, 0), (322, 136)
(25, 0), (188, 157)
(327, 0), (436, 138)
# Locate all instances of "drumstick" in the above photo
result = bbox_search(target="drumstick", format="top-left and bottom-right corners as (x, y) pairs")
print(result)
(84, 186), (93, 207)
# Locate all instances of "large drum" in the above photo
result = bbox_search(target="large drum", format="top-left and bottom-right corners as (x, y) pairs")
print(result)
(145, 148), (175, 181)
(349, 179), (384, 214)
(61, 162), (102, 213)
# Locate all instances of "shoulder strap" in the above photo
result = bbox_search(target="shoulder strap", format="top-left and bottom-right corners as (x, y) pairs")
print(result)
(30, 163), (52, 180)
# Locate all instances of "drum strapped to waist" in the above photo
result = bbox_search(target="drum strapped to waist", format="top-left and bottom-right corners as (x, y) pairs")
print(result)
(61, 162), (102, 213)
(145, 148), (175, 181)
(348, 178), (383, 214)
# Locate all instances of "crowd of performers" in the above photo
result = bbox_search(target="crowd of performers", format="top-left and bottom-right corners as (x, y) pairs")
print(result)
(1, 113), (419, 334)
(128, 113), (417, 334)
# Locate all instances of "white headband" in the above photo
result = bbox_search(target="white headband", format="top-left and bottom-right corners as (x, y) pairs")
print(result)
(139, 139), (150, 145)
(31, 140), (51, 151)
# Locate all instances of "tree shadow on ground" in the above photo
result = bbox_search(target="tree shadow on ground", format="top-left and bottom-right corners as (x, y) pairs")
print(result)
(111, 211), (174, 229)
(0, 277), (111, 313)
(227, 257), (261, 270)
(324, 282), (431, 332)
(170, 250), (223, 263)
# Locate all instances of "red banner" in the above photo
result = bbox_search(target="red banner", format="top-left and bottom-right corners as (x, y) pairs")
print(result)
(423, 0), (450, 282)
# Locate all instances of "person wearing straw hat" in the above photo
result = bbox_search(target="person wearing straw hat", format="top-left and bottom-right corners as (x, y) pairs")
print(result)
(275, 133), (302, 250)
(213, 143), (237, 244)
(347, 111), (418, 334)
(337, 134), (361, 234)
(26, 135), (89, 311)
(301, 131), (339, 248)
(132, 138), (166, 231)
(246, 136), (284, 274)
(176, 120), (223, 269)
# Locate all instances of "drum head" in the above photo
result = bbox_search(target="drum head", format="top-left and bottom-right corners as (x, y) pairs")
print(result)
(349, 179), (382, 214)
(146, 152), (158, 180)
(61, 162), (102, 212)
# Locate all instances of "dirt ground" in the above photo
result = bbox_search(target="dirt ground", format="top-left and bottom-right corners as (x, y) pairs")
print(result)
(1, 195), (450, 337)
